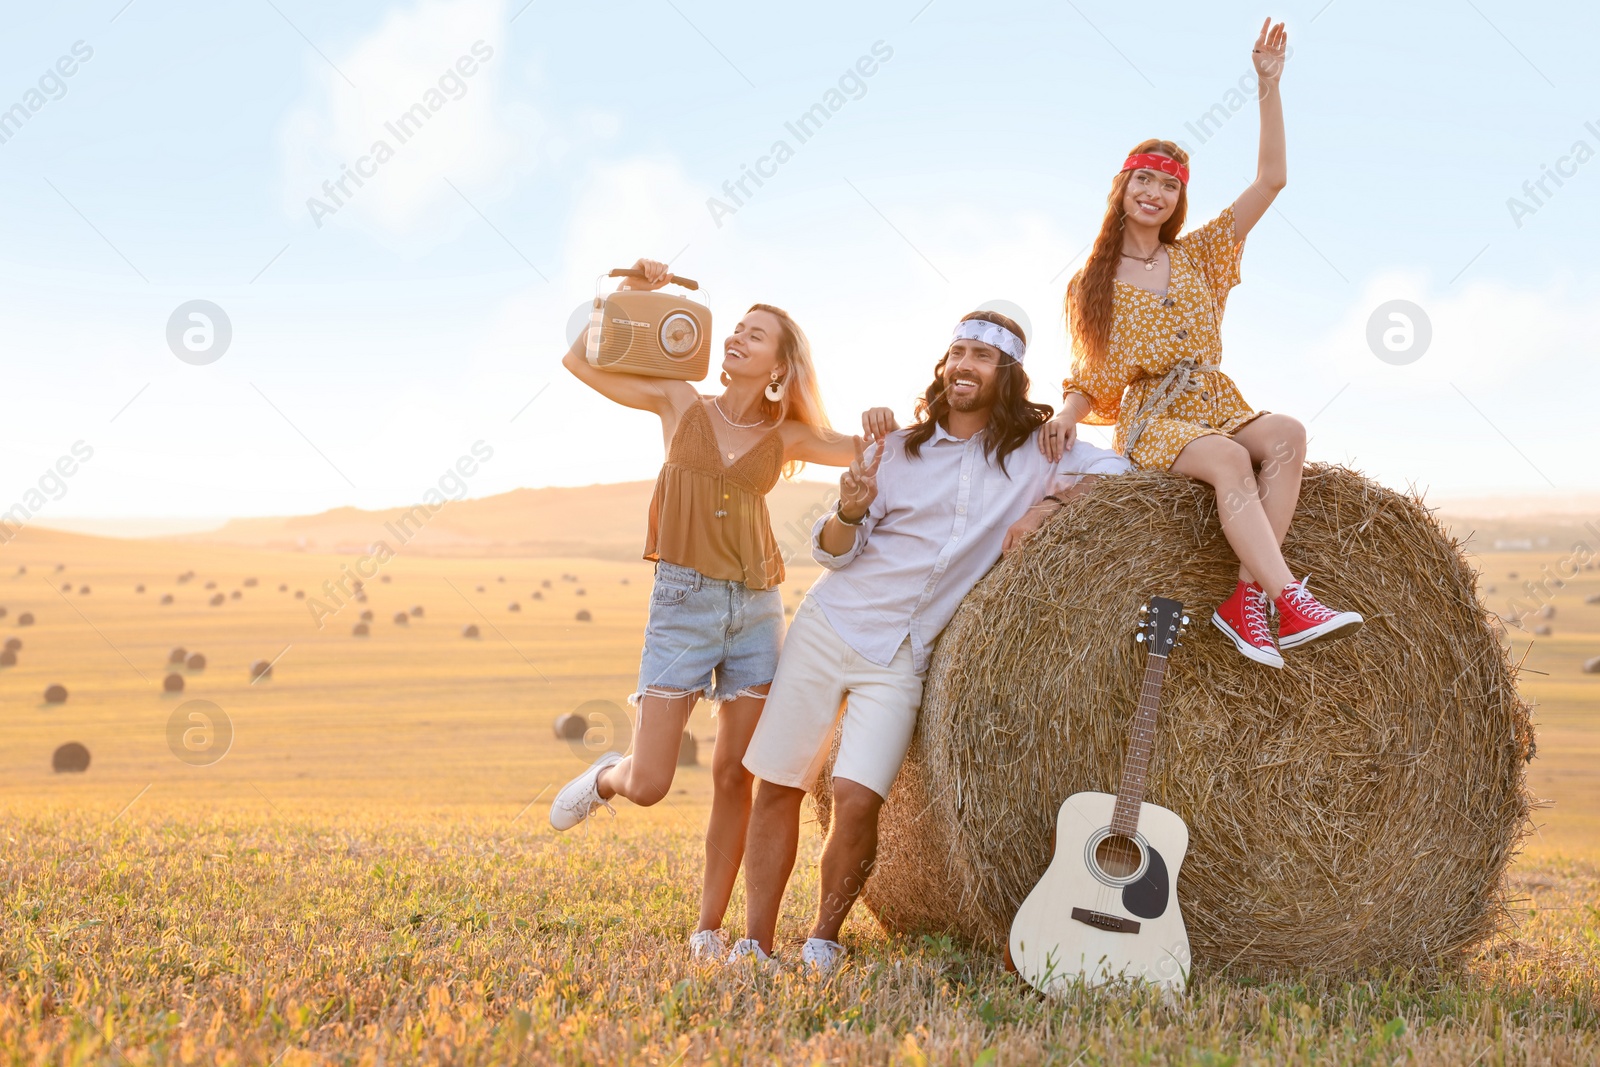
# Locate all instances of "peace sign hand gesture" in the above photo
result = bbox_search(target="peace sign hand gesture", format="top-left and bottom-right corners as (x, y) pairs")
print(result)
(837, 437), (883, 524)
(1252, 18), (1288, 83)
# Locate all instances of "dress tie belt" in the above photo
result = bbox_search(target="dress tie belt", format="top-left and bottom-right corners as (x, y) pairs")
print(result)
(1121, 357), (1221, 460)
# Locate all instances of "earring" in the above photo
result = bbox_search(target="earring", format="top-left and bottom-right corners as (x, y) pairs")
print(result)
(764, 372), (786, 403)
(720, 370), (732, 387)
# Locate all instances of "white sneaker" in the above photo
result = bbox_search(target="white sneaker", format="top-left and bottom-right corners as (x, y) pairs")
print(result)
(548, 752), (622, 831)
(725, 938), (775, 966)
(800, 937), (845, 974)
(689, 928), (727, 962)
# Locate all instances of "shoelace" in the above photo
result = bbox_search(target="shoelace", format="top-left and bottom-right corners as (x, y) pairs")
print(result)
(556, 789), (614, 819)
(1282, 581), (1336, 622)
(1242, 586), (1272, 642)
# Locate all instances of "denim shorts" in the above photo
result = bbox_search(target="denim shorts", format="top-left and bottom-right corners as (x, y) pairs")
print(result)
(633, 561), (784, 706)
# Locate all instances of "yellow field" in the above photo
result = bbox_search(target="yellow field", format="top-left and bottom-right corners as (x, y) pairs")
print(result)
(1, 523), (1597, 1063)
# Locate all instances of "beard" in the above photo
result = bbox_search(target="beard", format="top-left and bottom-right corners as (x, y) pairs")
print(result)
(944, 373), (998, 412)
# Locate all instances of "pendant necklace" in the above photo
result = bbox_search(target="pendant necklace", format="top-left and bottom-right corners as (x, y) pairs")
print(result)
(1121, 246), (1162, 271)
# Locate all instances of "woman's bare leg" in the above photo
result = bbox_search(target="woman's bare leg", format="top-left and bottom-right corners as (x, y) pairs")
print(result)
(1230, 414), (1307, 554)
(696, 685), (768, 933)
(1171, 435), (1294, 597)
(597, 690), (696, 807)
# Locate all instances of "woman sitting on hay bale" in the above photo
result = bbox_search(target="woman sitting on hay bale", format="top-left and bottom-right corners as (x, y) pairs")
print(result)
(1037, 19), (1362, 670)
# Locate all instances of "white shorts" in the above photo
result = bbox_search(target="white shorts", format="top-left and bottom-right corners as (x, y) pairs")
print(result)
(742, 596), (925, 800)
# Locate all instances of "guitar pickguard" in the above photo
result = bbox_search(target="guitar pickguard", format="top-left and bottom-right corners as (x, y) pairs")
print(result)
(1121, 845), (1169, 920)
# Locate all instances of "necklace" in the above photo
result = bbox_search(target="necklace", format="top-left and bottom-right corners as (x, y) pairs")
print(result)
(1121, 245), (1163, 271)
(713, 396), (766, 429)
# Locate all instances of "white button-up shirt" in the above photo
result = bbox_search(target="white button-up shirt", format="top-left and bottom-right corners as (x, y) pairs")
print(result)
(808, 422), (1129, 672)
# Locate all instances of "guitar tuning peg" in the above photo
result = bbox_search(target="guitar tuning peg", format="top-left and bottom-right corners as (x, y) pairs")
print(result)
(1138, 604), (1150, 615)
(1135, 632), (1146, 643)
(1181, 615), (1190, 626)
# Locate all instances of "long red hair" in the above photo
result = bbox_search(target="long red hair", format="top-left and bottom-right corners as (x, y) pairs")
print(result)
(1065, 139), (1190, 371)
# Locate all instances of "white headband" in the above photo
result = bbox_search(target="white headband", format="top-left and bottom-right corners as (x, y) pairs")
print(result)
(950, 319), (1026, 363)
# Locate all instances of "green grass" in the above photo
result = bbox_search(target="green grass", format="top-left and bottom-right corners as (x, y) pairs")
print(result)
(2, 807), (1596, 1065)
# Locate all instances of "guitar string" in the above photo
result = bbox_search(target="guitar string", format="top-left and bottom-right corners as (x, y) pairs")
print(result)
(1100, 648), (1168, 916)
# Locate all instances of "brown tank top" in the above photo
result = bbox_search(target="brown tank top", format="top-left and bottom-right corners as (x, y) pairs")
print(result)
(644, 401), (786, 589)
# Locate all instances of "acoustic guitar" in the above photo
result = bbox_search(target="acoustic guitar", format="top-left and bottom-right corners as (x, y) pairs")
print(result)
(1008, 595), (1192, 995)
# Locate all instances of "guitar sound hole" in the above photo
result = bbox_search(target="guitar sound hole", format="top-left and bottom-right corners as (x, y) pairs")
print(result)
(1094, 834), (1143, 879)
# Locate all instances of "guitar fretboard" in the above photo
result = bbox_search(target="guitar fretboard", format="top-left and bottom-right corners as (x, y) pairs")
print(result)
(1109, 652), (1169, 837)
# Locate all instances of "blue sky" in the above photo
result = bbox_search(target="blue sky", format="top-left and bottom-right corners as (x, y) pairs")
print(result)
(1, 0), (1595, 523)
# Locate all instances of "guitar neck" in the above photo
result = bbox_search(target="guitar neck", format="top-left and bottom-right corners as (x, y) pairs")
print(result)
(1110, 651), (1169, 837)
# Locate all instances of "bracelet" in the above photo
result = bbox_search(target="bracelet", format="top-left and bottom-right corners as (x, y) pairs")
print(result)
(834, 503), (865, 526)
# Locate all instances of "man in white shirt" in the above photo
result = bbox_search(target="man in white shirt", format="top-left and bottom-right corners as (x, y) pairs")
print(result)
(730, 310), (1129, 970)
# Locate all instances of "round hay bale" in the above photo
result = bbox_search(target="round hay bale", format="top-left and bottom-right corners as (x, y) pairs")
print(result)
(354, 592), (368, 603)
(1583, 656), (1600, 674)
(677, 729), (699, 766)
(380, 574), (391, 583)
(462, 624), (480, 638)
(1533, 624), (1553, 636)
(204, 581), (216, 590)
(186, 652), (206, 671)
(621, 577), (630, 585)
(532, 591), (543, 600)
(392, 611), (409, 625)
(0, 607), (5, 619)
(576, 588), (587, 596)
(163, 672), (185, 693)
(208, 593), (225, 607)
(498, 576), (506, 583)
(1538, 604), (1555, 619)
(552, 713), (586, 740)
(17, 613), (34, 626)
(575, 609), (592, 622)
(0, 649), (15, 667)
(230, 590), (241, 600)
(52, 742), (90, 773)
(293, 590), (305, 599)
(279, 583), (288, 592)
(243, 577), (258, 587)
(43, 684), (68, 704)
(54, 563), (64, 572)
(1508, 571), (1519, 579)
(508, 602), (521, 613)
(135, 584), (144, 593)
(78, 585), (90, 595)
(168, 647), (188, 665)
(409, 605), (424, 617)
(1586, 593), (1600, 605)
(249, 659), (272, 681)
(160, 594), (174, 605)
(814, 466), (1531, 980)
(61, 584), (72, 593)
(542, 579), (552, 589)
(352, 621), (369, 636)
(359, 609), (374, 622)
(4, 637), (19, 652)
(476, 585), (486, 593)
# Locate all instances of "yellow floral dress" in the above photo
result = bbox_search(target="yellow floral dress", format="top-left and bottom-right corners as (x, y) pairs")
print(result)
(1061, 205), (1264, 471)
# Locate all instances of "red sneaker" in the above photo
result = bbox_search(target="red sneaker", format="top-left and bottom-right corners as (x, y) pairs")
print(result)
(1211, 579), (1283, 669)
(1275, 578), (1363, 650)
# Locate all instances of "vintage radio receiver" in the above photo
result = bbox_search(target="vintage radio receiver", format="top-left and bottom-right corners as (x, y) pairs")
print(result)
(584, 268), (711, 381)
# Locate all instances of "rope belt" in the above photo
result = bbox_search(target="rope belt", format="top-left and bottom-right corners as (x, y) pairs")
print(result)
(1121, 357), (1220, 460)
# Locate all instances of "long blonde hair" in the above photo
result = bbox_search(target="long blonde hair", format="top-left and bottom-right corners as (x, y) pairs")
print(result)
(750, 302), (830, 478)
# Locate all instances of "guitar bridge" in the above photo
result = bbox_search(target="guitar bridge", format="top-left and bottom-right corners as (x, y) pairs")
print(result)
(1070, 907), (1141, 934)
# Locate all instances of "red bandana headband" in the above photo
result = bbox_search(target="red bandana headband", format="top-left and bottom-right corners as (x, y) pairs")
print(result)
(1120, 152), (1189, 185)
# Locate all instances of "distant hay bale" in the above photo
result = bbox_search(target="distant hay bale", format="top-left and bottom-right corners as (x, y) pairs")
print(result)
(498, 576), (506, 583)
(360, 609), (374, 622)
(380, 574), (391, 583)
(576, 589), (587, 596)
(1538, 604), (1555, 619)
(78, 586), (90, 595)
(575, 609), (592, 622)
(552, 713), (585, 740)
(621, 578), (630, 585)
(541, 579), (552, 589)
(186, 653), (206, 671)
(230, 590), (242, 600)
(813, 466), (1531, 980)
(43, 684), (68, 704)
(1533, 624), (1553, 636)
(294, 590), (305, 600)
(279, 584), (288, 592)
(1587, 594), (1600, 605)
(0, 607), (6, 619)
(508, 603), (521, 613)
(209, 593), (225, 607)
(409, 605), (424, 617)
(17, 613), (34, 626)
(204, 581), (216, 590)
(61, 584), (72, 593)
(249, 660), (272, 681)
(677, 730), (699, 767)
(462, 624), (480, 638)
(52, 742), (90, 773)
(532, 591), (543, 600)
(4, 638), (19, 652)
(0, 649), (15, 667)
(353, 622), (369, 636)
(163, 673), (185, 693)
(1508, 571), (1519, 579)
(243, 577), (258, 587)
(135, 584), (144, 593)
(54, 563), (64, 572)
(160, 594), (174, 605)
(1584, 656), (1600, 675)
(392, 612), (409, 625)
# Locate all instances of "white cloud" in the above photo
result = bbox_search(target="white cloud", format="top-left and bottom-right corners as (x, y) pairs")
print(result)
(277, 0), (536, 242)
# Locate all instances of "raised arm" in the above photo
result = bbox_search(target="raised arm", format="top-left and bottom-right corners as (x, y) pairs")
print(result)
(1231, 18), (1288, 241)
(780, 421), (863, 467)
(560, 258), (695, 416)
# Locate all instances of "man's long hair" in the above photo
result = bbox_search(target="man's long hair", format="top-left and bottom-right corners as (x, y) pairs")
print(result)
(903, 310), (1054, 474)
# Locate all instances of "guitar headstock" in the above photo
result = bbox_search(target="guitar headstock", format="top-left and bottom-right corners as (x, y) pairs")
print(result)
(1135, 595), (1188, 657)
